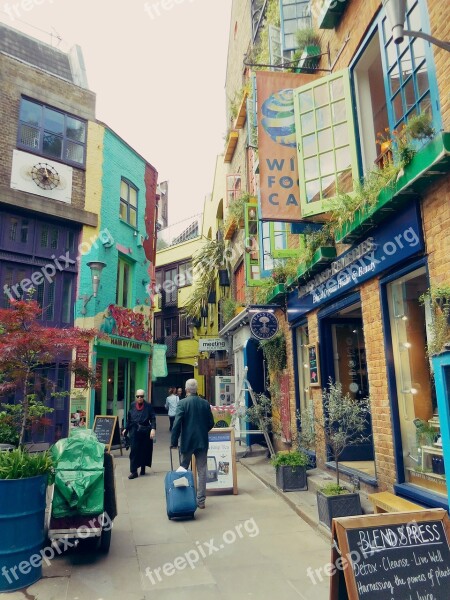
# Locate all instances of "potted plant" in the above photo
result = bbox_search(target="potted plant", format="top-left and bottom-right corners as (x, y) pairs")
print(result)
(292, 28), (321, 73)
(271, 449), (309, 491)
(404, 111), (435, 142)
(300, 379), (370, 530)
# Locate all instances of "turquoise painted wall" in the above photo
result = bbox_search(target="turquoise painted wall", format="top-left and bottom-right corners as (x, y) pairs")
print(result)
(76, 126), (152, 318)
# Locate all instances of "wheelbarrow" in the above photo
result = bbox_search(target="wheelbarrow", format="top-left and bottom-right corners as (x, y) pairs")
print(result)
(48, 430), (117, 553)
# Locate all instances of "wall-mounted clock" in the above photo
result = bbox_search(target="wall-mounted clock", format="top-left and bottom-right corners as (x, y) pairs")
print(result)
(30, 162), (60, 190)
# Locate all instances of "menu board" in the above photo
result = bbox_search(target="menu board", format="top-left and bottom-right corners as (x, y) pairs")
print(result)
(307, 343), (321, 387)
(331, 510), (450, 600)
(93, 415), (120, 453)
(193, 428), (238, 495)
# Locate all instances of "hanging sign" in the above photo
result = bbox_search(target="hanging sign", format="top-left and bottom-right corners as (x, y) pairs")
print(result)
(198, 338), (228, 352)
(249, 311), (279, 340)
(257, 71), (304, 222)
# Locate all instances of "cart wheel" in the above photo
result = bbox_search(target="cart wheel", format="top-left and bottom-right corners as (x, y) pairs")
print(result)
(99, 526), (112, 553)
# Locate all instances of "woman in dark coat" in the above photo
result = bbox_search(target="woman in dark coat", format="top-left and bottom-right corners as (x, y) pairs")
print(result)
(123, 389), (156, 479)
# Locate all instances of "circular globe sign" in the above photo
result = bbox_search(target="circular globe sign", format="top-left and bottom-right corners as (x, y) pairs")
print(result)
(249, 311), (279, 340)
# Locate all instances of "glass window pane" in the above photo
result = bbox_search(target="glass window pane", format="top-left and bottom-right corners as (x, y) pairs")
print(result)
(333, 123), (349, 146)
(389, 64), (401, 95)
(316, 106), (331, 129)
(416, 66), (429, 98)
(386, 39), (397, 70)
(301, 111), (315, 134)
(330, 77), (344, 101)
(313, 83), (329, 107)
(66, 141), (84, 164)
(299, 89), (313, 113)
(19, 124), (40, 149)
(129, 207), (137, 227)
(321, 174), (337, 198)
(319, 151), (334, 176)
(50, 228), (58, 249)
(43, 133), (62, 158)
(408, 3), (421, 33)
(332, 99), (346, 123)
(400, 49), (413, 80)
(43, 108), (64, 135)
(304, 156), (319, 179)
(20, 99), (41, 126)
(121, 180), (128, 200)
(62, 278), (73, 323)
(318, 128), (333, 153)
(393, 91), (404, 122)
(120, 201), (127, 220)
(404, 77), (415, 113)
(20, 219), (29, 243)
(335, 146), (351, 171)
(412, 37), (426, 69)
(302, 133), (317, 157)
(129, 187), (137, 207)
(66, 117), (86, 142)
(282, 5), (296, 19)
(9, 218), (18, 242)
(337, 169), (353, 194)
(123, 263), (129, 307)
(306, 179), (320, 202)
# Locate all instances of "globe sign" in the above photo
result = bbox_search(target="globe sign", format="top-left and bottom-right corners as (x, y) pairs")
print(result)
(249, 311), (279, 340)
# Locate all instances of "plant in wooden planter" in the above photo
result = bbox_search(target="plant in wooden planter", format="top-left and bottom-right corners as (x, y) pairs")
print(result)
(299, 379), (370, 529)
(271, 449), (309, 491)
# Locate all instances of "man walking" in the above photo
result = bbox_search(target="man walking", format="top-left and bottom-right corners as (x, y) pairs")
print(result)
(170, 379), (215, 509)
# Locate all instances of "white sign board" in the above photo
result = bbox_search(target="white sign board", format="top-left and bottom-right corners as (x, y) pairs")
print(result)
(198, 338), (228, 352)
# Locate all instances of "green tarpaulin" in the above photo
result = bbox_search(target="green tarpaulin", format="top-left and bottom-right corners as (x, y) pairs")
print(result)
(51, 429), (105, 517)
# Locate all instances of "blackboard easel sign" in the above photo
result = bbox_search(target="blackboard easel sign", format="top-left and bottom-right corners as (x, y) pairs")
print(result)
(93, 415), (122, 454)
(307, 343), (321, 387)
(330, 509), (450, 600)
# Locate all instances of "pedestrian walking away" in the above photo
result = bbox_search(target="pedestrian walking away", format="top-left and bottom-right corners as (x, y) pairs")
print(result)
(165, 387), (179, 432)
(123, 389), (156, 479)
(170, 378), (215, 509)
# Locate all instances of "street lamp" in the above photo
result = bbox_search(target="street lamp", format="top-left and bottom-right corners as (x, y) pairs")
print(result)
(382, 0), (450, 51)
(80, 261), (107, 315)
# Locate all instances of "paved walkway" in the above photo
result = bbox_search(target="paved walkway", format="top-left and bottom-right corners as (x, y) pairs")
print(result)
(4, 417), (333, 600)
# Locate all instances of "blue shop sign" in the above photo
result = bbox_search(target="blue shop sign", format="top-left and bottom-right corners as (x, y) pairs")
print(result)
(287, 204), (424, 323)
(249, 311), (279, 340)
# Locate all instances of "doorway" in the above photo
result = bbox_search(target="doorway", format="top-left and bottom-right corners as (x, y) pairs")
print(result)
(320, 301), (375, 478)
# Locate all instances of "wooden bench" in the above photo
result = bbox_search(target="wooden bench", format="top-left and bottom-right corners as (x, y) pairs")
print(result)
(369, 491), (425, 514)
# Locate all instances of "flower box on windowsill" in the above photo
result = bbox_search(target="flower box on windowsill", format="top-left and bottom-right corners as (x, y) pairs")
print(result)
(297, 246), (337, 282)
(234, 92), (248, 130)
(335, 132), (450, 245)
(224, 131), (239, 163)
(266, 283), (286, 304)
(296, 45), (321, 74)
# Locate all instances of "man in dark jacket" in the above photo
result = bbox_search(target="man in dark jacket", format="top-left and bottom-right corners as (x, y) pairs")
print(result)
(170, 378), (215, 509)
(123, 389), (156, 479)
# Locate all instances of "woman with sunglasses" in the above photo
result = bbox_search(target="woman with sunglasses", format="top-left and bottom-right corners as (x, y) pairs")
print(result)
(123, 389), (156, 479)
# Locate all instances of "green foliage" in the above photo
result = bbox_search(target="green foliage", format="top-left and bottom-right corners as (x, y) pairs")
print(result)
(419, 286), (450, 356)
(251, 0), (281, 69)
(414, 419), (437, 446)
(260, 331), (287, 373)
(242, 393), (273, 436)
(295, 27), (320, 50)
(270, 450), (310, 468)
(224, 193), (251, 231)
(0, 397), (54, 447)
(405, 112), (435, 141)
(222, 297), (242, 325)
(0, 448), (53, 480)
(320, 483), (351, 496)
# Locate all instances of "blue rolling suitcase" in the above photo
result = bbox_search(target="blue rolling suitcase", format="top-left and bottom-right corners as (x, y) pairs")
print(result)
(165, 448), (197, 520)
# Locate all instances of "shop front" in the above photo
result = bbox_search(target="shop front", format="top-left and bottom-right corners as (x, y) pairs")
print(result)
(288, 202), (448, 508)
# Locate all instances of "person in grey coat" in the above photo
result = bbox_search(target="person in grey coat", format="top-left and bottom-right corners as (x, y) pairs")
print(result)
(170, 378), (215, 509)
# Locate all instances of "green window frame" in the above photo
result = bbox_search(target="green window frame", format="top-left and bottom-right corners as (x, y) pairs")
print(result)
(116, 256), (132, 308)
(120, 179), (138, 227)
(293, 69), (359, 219)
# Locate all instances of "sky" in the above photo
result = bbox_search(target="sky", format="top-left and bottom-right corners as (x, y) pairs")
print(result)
(0, 0), (232, 225)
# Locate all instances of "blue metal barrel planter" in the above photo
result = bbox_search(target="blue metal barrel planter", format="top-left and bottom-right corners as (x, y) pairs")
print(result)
(0, 475), (48, 592)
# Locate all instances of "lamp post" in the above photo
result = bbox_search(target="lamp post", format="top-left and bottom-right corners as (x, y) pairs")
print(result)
(382, 0), (450, 51)
(79, 261), (107, 315)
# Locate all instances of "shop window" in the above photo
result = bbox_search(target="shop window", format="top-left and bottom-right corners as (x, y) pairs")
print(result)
(178, 262), (193, 287)
(116, 257), (132, 307)
(296, 325), (310, 415)
(386, 267), (445, 496)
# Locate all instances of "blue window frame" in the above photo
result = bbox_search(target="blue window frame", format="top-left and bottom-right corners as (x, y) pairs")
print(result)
(18, 97), (87, 167)
(380, 0), (441, 134)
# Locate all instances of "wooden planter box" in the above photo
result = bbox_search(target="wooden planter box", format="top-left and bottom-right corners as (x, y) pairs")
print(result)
(276, 465), (308, 492)
(316, 490), (361, 530)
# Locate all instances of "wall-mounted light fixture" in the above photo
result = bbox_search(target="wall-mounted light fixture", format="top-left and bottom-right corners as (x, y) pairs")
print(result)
(79, 261), (107, 315)
(382, 0), (450, 51)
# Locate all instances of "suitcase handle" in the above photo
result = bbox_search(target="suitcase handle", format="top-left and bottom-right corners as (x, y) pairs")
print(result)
(170, 446), (181, 471)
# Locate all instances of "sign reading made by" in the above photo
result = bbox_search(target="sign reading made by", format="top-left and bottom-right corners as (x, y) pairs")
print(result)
(198, 338), (228, 352)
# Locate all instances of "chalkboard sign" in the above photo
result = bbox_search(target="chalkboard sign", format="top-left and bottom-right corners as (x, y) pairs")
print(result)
(93, 415), (121, 453)
(307, 343), (321, 387)
(330, 509), (450, 600)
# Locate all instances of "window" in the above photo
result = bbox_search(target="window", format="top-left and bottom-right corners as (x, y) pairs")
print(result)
(120, 179), (138, 227)
(294, 70), (359, 218)
(296, 325), (310, 415)
(116, 257), (132, 307)
(280, 0), (311, 54)
(178, 262), (193, 287)
(179, 313), (192, 339)
(226, 174), (242, 207)
(386, 267), (445, 497)
(18, 98), (86, 167)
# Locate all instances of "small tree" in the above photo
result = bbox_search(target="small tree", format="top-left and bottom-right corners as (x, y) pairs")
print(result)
(0, 299), (97, 446)
(300, 379), (371, 487)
